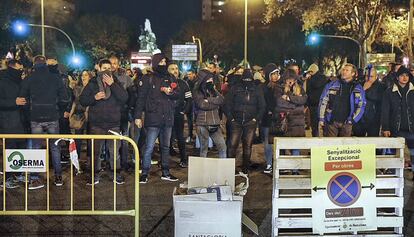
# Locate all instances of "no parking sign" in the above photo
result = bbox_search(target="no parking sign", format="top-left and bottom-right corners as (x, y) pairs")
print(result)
(311, 144), (376, 234)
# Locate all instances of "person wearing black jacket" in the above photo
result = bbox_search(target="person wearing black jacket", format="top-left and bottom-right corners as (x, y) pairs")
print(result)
(134, 53), (180, 184)
(382, 67), (414, 174)
(80, 59), (128, 185)
(184, 70), (197, 142)
(225, 69), (266, 174)
(260, 63), (283, 174)
(304, 64), (328, 137)
(193, 69), (227, 158)
(353, 66), (385, 137)
(168, 63), (192, 168)
(19, 55), (71, 189)
(0, 60), (25, 189)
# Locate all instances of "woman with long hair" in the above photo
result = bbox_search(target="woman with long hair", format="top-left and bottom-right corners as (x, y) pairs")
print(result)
(71, 70), (93, 160)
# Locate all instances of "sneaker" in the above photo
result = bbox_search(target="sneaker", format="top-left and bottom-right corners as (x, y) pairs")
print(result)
(151, 160), (159, 165)
(86, 176), (100, 186)
(114, 175), (125, 185)
(0, 179), (19, 189)
(169, 148), (178, 156)
(161, 174), (179, 182)
(264, 165), (272, 174)
(179, 162), (188, 168)
(28, 179), (45, 190)
(185, 136), (193, 143)
(16, 174), (27, 183)
(139, 174), (148, 184)
(54, 176), (63, 187)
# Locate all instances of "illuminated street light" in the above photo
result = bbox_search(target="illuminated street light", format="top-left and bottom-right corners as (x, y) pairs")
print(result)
(12, 20), (77, 64)
(307, 32), (362, 67)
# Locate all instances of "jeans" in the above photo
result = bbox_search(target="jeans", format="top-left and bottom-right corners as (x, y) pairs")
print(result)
(89, 126), (121, 174)
(142, 126), (172, 176)
(228, 120), (256, 170)
(75, 123), (91, 159)
(262, 127), (273, 166)
(196, 126), (227, 158)
(120, 119), (130, 170)
(171, 113), (187, 163)
(31, 121), (62, 176)
(186, 112), (194, 138)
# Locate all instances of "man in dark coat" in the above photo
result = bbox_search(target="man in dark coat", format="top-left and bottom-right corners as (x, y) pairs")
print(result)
(168, 63), (192, 168)
(353, 66), (385, 137)
(0, 60), (25, 189)
(382, 67), (414, 175)
(20, 55), (71, 189)
(80, 59), (128, 185)
(134, 53), (180, 184)
(304, 64), (328, 137)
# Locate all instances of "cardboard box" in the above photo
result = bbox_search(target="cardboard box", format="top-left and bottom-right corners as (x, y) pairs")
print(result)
(174, 157), (243, 237)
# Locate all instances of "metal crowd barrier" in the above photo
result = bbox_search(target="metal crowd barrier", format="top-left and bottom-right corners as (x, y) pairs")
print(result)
(0, 134), (140, 237)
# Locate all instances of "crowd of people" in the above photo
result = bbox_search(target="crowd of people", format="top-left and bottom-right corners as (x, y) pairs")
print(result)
(0, 52), (413, 189)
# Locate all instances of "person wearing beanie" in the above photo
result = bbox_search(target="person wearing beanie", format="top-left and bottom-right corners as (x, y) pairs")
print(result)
(382, 66), (414, 178)
(318, 63), (366, 137)
(225, 69), (266, 174)
(20, 55), (71, 189)
(134, 53), (180, 184)
(303, 63), (328, 137)
(261, 63), (284, 174)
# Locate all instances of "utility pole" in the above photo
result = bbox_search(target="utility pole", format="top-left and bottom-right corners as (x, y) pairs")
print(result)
(408, 0), (413, 65)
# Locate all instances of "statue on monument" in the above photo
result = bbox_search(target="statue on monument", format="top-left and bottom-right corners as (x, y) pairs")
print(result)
(138, 19), (159, 53)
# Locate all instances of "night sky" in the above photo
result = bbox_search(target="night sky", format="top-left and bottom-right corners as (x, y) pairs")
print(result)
(76, 0), (202, 47)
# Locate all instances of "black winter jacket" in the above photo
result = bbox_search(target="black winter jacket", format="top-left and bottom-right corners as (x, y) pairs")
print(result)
(19, 66), (70, 122)
(80, 76), (128, 129)
(225, 82), (266, 124)
(0, 68), (25, 133)
(134, 72), (179, 127)
(359, 80), (385, 124)
(306, 72), (328, 107)
(381, 82), (414, 137)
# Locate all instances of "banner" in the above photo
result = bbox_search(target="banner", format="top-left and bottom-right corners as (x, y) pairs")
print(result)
(5, 149), (47, 172)
(311, 144), (376, 234)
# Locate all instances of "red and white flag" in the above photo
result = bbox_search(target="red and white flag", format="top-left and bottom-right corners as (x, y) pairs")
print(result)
(55, 138), (80, 173)
(68, 139), (80, 172)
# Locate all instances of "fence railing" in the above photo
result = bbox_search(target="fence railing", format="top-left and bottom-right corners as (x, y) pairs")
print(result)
(0, 134), (140, 237)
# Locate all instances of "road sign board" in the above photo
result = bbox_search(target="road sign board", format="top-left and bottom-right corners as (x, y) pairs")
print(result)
(172, 44), (198, 61)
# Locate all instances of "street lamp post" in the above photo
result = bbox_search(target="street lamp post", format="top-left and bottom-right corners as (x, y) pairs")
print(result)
(28, 23), (76, 59)
(192, 36), (203, 68)
(309, 33), (362, 68)
(243, 0), (248, 68)
(41, 0), (45, 56)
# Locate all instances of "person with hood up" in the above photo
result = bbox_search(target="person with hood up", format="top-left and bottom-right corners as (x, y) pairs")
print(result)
(134, 53), (180, 184)
(303, 63), (328, 137)
(381, 66), (414, 177)
(80, 59), (128, 185)
(193, 69), (227, 158)
(260, 63), (284, 174)
(225, 69), (266, 174)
